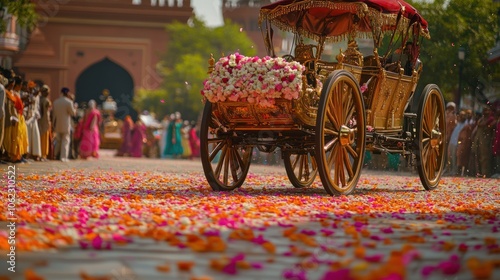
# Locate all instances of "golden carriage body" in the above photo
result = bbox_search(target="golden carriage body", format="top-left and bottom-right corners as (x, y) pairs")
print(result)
(200, 0), (446, 195)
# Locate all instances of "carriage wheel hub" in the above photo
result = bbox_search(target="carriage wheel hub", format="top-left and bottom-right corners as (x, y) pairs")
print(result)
(430, 129), (442, 148)
(340, 125), (355, 146)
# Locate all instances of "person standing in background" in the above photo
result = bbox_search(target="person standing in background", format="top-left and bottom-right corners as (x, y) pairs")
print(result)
(491, 109), (500, 178)
(471, 106), (496, 177)
(2, 72), (20, 162)
(52, 87), (76, 162)
(79, 100), (101, 159)
(38, 85), (52, 161)
(116, 115), (134, 157)
(444, 102), (457, 174)
(25, 81), (42, 161)
(447, 110), (467, 176)
(130, 119), (146, 157)
(181, 120), (192, 159)
(189, 120), (200, 158)
(159, 114), (170, 158)
(12, 76), (29, 163)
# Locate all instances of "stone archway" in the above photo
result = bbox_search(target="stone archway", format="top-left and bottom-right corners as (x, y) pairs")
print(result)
(75, 57), (136, 119)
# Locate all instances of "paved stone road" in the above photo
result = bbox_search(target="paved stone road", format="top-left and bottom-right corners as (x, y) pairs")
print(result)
(1, 150), (499, 280)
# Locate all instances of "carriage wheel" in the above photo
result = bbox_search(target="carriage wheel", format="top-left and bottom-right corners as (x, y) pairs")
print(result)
(415, 84), (445, 190)
(315, 70), (366, 195)
(283, 152), (318, 188)
(200, 101), (252, 191)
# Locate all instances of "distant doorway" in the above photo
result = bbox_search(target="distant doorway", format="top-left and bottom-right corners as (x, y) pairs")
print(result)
(75, 57), (136, 120)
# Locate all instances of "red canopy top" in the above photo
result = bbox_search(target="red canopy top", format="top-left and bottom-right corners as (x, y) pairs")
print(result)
(259, 0), (429, 42)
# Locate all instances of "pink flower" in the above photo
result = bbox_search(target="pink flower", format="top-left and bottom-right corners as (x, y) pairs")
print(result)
(360, 83), (368, 93)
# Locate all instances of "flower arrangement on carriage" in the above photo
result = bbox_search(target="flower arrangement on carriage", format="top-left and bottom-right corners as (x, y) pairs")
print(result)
(200, 0), (445, 196)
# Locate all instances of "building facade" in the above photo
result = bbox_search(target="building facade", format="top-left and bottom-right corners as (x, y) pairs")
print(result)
(11, 0), (193, 119)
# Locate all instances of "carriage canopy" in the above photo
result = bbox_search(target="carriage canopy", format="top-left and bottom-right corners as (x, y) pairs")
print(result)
(259, 0), (430, 43)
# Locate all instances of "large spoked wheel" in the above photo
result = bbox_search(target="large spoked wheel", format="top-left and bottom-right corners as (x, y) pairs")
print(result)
(315, 70), (366, 196)
(200, 101), (253, 191)
(283, 152), (318, 188)
(415, 84), (445, 190)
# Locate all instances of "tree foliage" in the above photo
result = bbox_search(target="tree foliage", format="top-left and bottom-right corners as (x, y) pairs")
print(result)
(134, 18), (257, 121)
(0, 0), (38, 33)
(409, 0), (500, 103)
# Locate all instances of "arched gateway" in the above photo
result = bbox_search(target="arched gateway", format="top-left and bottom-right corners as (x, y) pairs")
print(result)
(76, 58), (135, 119)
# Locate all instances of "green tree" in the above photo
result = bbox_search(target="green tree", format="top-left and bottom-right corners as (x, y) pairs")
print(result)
(133, 17), (257, 121)
(0, 0), (38, 33)
(409, 0), (500, 104)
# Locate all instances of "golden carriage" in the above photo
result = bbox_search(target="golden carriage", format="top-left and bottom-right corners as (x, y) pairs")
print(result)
(200, 0), (446, 195)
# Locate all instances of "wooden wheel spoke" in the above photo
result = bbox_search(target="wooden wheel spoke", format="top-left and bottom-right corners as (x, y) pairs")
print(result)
(214, 146), (228, 179)
(298, 155), (305, 180)
(209, 141), (225, 162)
(324, 137), (338, 153)
(230, 149), (242, 182)
(423, 106), (431, 136)
(345, 144), (358, 159)
(422, 142), (430, 161)
(334, 83), (343, 125)
(234, 148), (246, 170)
(338, 147), (347, 186)
(302, 155), (311, 180)
(342, 148), (354, 179)
(327, 104), (340, 130)
(324, 128), (338, 137)
(343, 93), (355, 124)
(291, 155), (300, 170)
(327, 143), (338, 169)
(223, 149), (230, 185)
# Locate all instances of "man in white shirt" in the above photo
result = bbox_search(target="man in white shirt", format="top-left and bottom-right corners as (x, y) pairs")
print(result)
(51, 87), (76, 162)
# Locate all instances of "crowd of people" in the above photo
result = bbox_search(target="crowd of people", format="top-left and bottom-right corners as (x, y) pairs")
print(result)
(445, 101), (500, 178)
(0, 68), (102, 164)
(114, 111), (200, 160)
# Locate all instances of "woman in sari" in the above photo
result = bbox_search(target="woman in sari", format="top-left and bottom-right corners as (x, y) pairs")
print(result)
(79, 100), (101, 159)
(5, 76), (29, 163)
(116, 115), (134, 156)
(130, 119), (146, 157)
(163, 112), (183, 159)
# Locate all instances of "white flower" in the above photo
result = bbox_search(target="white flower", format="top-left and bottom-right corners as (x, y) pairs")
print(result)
(202, 53), (305, 107)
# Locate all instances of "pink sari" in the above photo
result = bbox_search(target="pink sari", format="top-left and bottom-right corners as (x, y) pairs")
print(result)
(79, 109), (101, 159)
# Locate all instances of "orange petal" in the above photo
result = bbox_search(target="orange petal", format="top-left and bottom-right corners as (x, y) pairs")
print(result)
(156, 264), (171, 273)
(25, 269), (45, 280)
(177, 261), (195, 271)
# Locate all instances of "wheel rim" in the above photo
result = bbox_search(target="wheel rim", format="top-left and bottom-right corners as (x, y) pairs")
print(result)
(417, 86), (445, 189)
(316, 72), (365, 195)
(200, 102), (252, 191)
(284, 152), (317, 188)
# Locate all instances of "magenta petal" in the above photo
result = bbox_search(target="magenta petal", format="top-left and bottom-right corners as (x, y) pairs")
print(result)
(79, 241), (89, 249)
(251, 262), (264, 269)
(438, 257), (461, 275)
(381, 227), (394, 234)
(222, 262), (237, 275)
(252, 235), (267, 245)
(364, 254), (384, 263)
(421, 265), (436, 277)
(231, 253), (245, 262)
(381, 273), (404, 280)
(320, 229), (334, 236)
(91, 235), (103, 250)
(322, 269), (351, 280)
(300, 229), (316, 236)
